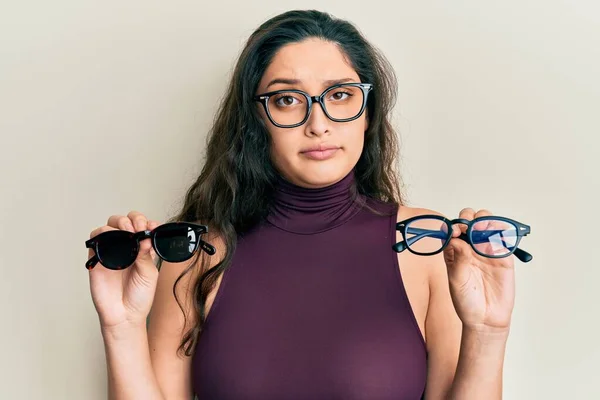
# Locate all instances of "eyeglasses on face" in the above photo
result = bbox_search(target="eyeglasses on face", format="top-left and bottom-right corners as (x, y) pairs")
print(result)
(393, 215), (533, 263)
(85, 222), (216, 270)
(253, 82), (373, 128)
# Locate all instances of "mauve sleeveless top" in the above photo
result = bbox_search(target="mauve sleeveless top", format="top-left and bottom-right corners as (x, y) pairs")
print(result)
(191, 170), (427, 399)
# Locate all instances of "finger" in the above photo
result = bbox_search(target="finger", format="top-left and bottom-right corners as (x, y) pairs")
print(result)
(445, 236), (474, 266)
(147, 220), (160, 231)
(485, 218), (512, 257)
(147, 220), (161, 260)
(458, 207), (476, 220)
(471, 210), (493, 252)
(107, 215), (134, 232)
(89, 225), (116, 239)
(453, 207), (476, 237)
(474, 209), (493, 219)
(451, 223), (463, 238)
(127, 211), (148, 233)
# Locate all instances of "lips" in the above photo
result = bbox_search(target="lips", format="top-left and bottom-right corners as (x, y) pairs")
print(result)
(300, 144), (340, 161)
(300, 144), (340, 153)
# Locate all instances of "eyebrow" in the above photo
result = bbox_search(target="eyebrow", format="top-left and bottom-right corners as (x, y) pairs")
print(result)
(265, 77), (356, 90)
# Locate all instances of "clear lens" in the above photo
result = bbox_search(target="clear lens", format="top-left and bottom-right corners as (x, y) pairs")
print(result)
(96, 231), (138, 270)
(471, 218), (518, 257)
(154, 224), (199, 262)
(405, 218), (449, 254)
(266, 84), (365, 126)
(267, 92), (308, 126)
(322, 84), (364, 120)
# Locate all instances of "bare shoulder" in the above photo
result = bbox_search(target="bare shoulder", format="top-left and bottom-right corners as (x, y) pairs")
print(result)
(155, 228), (227, 319)
(397, 205), (445, 221)
(146, 228), (227, 397)
(393, 205), (446, 343)
(396, 204), (447, 280)
(396, 205), (448, 277)
(171, 228), (228, 320)
(200, 230), (228, 316)
(395, 206), (463, 398)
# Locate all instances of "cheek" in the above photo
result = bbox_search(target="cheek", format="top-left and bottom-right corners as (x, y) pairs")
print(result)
(344, 122), (366, 154)
(268, 131), (297, 165)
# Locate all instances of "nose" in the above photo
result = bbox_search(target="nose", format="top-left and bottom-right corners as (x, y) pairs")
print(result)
(304, 101), (330, 137)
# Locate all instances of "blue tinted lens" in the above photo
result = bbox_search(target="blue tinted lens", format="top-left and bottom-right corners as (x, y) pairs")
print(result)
(405, 218), (449, 254)
(471, 218), (518, 257)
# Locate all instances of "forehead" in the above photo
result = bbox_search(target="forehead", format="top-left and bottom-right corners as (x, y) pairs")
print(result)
(259, 39), (360, 89)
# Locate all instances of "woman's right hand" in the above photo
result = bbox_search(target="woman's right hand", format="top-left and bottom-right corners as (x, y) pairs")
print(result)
(87, 211), (161, 331)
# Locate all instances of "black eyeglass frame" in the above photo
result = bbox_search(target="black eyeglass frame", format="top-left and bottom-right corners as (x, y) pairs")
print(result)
(253, 82), (374, 128)
(393, 215), (533, 263)
(85, 222), (216, 270)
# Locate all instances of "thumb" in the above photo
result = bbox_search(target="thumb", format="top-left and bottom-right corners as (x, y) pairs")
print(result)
(445, 237), (473, 265)
(443, 238), (474, 288)
(131, 220), (161, 281)
(137, 219), (160, 265)
(131, 240), (158, 285)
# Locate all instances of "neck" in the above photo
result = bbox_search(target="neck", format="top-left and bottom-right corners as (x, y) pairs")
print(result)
(266, 169), (364, 234)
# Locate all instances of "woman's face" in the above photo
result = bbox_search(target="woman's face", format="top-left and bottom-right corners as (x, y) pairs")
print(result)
(256, 38), (368, 189)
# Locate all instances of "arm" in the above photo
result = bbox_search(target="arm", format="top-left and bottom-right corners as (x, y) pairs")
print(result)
(448, 326), (508, 399)
(101, 253), (199, 400)
(423, 251), (508, 400)
(103, 323), (165, 400)
(89, 215), (167, 400)
(90, 214), (220, 400)
(145, 258), (198, 399)
(147, 232), (225, 398)
(422, 208), (514, 400)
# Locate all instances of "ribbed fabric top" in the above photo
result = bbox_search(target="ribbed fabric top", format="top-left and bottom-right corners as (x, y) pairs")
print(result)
(266, 170), (363, 234)
(191, 169), (427, 400)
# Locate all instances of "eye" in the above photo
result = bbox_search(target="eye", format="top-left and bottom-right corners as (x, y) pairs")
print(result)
(274, 95), (301, 107)
(328, 90), (352, 101)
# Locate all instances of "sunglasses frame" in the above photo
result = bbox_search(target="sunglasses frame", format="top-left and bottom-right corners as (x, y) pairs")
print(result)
(85, 222), (216, 270)
(393, 214), (533, 263)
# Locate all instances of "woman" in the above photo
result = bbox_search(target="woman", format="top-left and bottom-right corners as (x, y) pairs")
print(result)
(88, 9), (515, 399)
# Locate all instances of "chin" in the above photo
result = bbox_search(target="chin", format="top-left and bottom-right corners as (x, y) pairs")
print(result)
(292, 164), (352, 189)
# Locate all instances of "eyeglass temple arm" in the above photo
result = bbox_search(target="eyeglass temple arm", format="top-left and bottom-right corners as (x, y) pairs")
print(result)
(197, 240), (216, 255)
(393, 227), (533, 263)
(86, 255), (99, 270)
(85, 240), (99, 270)
(408, 227), (519, 243)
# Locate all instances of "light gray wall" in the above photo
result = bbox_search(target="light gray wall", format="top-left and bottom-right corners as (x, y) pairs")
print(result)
(1, 1), (598, 398)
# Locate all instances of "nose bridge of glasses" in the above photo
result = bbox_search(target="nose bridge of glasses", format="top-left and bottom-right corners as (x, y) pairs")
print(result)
(309, 94), (327, 112)
(449, 218), (472, 226)
(133, 230), (152, 241)
(301, 94), (328, 125)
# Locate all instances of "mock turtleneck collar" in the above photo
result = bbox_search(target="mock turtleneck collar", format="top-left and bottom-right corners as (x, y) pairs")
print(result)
(266, 169), (364, 234)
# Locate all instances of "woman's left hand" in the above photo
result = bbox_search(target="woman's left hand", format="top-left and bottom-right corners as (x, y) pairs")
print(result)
(442, 208), (515, 333)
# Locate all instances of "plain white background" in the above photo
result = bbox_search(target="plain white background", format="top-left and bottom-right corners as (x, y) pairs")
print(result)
(1, 1), (598, 398)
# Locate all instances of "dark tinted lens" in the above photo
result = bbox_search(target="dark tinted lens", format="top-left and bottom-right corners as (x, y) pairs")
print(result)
(96, 231), (138, 270)
(154, 224), (199, 262)
(471, 218), (518, 257)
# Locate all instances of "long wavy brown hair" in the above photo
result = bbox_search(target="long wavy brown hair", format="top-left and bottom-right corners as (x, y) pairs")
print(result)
(159, 9), (406, 356)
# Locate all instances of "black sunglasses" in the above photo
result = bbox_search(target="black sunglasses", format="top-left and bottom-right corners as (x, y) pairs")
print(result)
(85, 222), (216, 270)
(393, 215), (533, 263)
